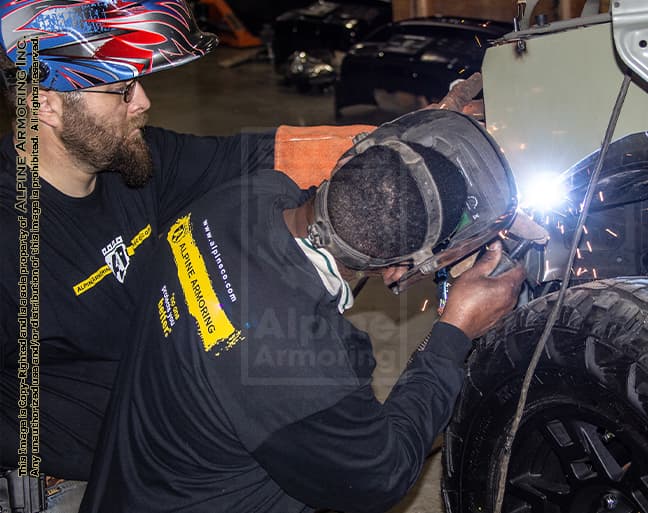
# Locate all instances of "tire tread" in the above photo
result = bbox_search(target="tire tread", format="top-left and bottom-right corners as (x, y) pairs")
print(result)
(443, 278), (648, 513)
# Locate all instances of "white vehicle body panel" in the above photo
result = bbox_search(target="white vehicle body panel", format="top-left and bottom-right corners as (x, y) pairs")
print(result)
(483, 18), (648, 184)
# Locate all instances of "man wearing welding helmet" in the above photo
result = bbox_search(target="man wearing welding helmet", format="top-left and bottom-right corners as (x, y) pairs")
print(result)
(79, 109), (525, 513)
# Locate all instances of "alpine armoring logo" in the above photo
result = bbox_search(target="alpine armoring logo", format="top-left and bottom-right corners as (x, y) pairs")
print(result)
(102, 235), (130, 283)
(0, 0), (217, 91)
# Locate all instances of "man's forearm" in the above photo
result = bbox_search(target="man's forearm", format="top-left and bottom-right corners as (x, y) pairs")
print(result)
(252, 322), (471, 513)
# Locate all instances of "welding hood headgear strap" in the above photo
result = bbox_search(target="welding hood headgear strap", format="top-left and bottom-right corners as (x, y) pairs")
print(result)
(308, 139), (448, 270)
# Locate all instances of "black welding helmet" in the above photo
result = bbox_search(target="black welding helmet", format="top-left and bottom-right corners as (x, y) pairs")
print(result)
(308, 109), (518, 292)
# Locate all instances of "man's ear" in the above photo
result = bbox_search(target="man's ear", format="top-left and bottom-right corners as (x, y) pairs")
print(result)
(37, 89), (64, 129)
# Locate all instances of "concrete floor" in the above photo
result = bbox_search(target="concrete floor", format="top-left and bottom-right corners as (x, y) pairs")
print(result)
(147, 46), (447, 513)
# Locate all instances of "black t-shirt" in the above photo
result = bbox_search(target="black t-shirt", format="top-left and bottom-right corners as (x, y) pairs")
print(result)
(80, 171), (472, 513)
(0, 127), (275, 478)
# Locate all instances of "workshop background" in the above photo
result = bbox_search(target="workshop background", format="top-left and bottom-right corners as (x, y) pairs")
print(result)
(0, 1), (609, 511)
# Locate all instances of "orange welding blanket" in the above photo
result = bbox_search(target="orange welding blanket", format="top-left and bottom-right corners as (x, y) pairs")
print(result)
(274, 124), (376, 189)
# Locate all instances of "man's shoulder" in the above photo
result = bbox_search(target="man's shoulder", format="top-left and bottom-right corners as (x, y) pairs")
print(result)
(191, 169), (306, 216)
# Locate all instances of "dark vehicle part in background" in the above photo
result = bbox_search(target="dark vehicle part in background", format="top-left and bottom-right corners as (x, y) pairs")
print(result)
(221, 0), (312, 36)
(272, 0), (391, 71)
(283, 51), (337, 92)
(335, 17), (512, 117)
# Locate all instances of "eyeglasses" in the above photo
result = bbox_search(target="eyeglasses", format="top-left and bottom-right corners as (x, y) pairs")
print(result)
(77, 80), (138, 103)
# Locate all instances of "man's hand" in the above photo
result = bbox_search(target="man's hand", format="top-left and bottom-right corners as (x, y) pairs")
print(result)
(424, 72), (484, 119)
(439, 240), (526, 340)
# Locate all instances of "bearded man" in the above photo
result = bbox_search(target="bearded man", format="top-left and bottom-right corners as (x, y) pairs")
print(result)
(0, 1), (371, 511)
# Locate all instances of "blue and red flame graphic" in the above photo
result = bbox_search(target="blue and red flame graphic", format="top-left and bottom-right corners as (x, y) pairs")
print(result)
(0, 0), (217, 90)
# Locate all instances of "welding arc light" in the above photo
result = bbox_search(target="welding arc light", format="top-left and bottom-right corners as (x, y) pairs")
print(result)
(518, 172), (568, 211)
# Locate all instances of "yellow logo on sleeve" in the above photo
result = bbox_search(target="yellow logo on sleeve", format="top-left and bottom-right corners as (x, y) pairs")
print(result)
(167, 215), (242, 353)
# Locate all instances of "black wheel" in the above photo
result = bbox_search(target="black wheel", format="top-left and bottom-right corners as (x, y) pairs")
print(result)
(443, 278), (648, 513)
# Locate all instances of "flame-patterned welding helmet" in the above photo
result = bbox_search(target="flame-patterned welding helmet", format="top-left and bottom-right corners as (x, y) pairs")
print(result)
(0, 0), (217, 91)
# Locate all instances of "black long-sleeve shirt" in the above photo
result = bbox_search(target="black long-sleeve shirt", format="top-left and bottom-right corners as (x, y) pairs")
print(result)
(79, 171), (471, 513)
(0, 128), (275, 478)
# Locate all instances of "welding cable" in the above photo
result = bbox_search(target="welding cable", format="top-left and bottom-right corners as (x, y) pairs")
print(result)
(492, 72), (633, 513)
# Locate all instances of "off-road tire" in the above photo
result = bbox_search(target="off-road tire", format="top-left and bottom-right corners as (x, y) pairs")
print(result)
(443, 278), (648, 513)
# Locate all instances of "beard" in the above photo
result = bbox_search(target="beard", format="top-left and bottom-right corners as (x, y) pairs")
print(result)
(60, 100), (154, 188)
